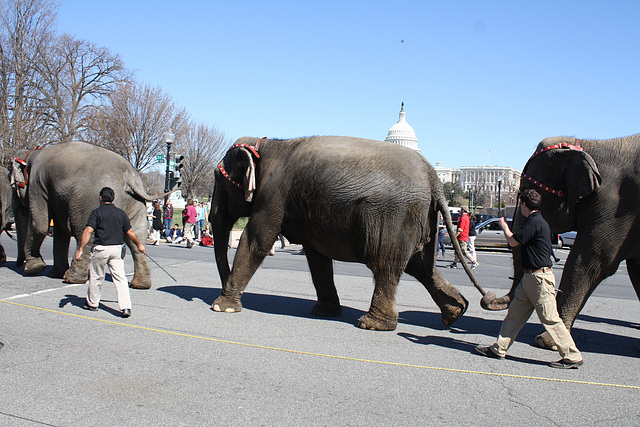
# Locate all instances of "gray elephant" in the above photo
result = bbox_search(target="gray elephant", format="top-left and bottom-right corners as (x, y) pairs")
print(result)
(482, 134), (640, 349)
(0, 167), (12, 265)
(210, 136), (487, 330)
(11, 141), (159, 289)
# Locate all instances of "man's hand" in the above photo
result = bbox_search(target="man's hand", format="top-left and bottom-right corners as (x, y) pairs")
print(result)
(74, 249), (83, 261)
(499, 217), (510, 232)
(137, 243), (147, 255)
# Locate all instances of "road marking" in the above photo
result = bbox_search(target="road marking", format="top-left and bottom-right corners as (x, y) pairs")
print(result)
(1, 298), (638, 391)
(4, 283), (85, 300)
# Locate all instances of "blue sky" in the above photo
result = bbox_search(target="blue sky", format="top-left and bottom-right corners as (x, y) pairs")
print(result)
(56, 0), (640, 170)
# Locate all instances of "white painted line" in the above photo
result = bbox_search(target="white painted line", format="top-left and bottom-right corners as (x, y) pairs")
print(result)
(5, 282), (85, 301)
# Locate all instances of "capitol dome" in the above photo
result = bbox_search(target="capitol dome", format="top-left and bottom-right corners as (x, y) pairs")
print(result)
(384, 103), (419, 152)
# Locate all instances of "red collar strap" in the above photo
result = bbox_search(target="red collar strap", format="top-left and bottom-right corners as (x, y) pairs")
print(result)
(217, 137), (266, 189)
(521, 138), (582, 198)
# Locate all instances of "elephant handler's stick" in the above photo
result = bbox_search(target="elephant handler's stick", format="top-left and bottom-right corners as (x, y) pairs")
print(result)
(145, 253), (178, 282)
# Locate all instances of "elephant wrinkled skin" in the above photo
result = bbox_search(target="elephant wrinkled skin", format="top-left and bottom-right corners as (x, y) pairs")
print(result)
(484, 134), (640, 350)
(11, 141), (157, 289)
(210, 136), (485, 330)
(0, 167), (12, 265)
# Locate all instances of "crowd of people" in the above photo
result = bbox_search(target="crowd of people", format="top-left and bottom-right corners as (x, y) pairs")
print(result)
(147, 198), (213, 248)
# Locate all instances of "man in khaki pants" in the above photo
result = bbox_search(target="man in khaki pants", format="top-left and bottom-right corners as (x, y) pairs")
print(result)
(475, 189), (583, 369)
(75, 187), (146, 318)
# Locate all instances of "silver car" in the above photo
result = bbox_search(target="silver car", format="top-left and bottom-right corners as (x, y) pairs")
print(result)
(443, 218), (513, 249)
(558, 231), (577, 248)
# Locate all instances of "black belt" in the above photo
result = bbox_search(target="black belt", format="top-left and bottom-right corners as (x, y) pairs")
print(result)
(524, 267), (552, 274)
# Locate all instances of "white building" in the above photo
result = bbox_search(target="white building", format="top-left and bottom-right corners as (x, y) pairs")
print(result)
(384, 103), (419, 152)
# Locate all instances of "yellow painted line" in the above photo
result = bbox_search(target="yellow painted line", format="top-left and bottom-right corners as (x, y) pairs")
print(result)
(2, 298), (639, 391)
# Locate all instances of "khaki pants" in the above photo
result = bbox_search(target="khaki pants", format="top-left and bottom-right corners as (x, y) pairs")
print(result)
(490, 270), (582, 362)
(453, 239), (475, 264)
(86, 245), (131, 311)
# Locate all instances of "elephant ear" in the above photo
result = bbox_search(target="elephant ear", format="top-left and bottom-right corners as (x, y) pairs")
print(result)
(220, 146), (257, 202)
(563, 149), (602, 204)
(10, 158), (27, 190)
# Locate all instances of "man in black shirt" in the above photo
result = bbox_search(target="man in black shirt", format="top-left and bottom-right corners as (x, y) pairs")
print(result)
(75, 187), (146, 318)
(475, 189), (583, 369)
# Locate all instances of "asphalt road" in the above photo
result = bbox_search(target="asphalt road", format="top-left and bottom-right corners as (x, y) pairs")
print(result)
(0, 234), (639, 426)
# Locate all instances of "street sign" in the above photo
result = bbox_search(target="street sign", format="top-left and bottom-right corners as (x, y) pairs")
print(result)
(156, 154), (164, 163)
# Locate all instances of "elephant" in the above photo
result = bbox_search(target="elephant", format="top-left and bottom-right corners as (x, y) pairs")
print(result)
(0, 167), (13, 265)
(10, 141), (160, 289)
(210, 136), (487, 331)
(482, 134), (640, 349)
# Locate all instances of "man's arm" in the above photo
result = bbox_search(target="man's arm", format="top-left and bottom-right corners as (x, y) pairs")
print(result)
(499, 217), (519, 247)
(126, 228), (147, 254)
(74, 226), (94, 261)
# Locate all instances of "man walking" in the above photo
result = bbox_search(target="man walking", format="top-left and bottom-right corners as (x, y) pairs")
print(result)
(75, 187), (146, 318)
(447, 207), (479, 269)
(475, 189), (583, 369)
(162, 199), (173, 238)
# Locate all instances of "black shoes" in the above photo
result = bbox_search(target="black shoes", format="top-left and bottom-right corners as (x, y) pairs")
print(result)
(549, 359), (583, 369)
(475, 345), (505, 359)
(121, 309), (131, 318)
(83, 303), (98, 311)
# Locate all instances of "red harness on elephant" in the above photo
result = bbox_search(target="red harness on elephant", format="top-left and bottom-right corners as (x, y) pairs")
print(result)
(521, 139), (582, 198)
(217, 138), (265, 190)
(11, 147), (41, 189)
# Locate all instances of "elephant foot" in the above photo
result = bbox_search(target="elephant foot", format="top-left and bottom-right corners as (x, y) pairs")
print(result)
(440, 295), (469, 327)
(49, 268), (67, 279)
(212, 295), (242, 313)
(24, 258), (47, 275)
(357, 311), (398, 331)
(63, 269), (88, 284)
(535, 331), (559, 351)
(312, 301), (342, 317)
(0, 246), (5, 265)
(128, 276), (152, 290)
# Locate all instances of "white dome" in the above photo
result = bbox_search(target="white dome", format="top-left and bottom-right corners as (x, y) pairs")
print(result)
(384, 103), (419, 152)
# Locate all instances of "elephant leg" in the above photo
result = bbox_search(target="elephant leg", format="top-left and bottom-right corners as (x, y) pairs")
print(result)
(358, 267), (402, 331)
(23, 220), (48, 276)
(535, 249), (614, 350)
(50, 225), (71, 279)
(127, 237), (152, 289)
(0, 243), (5, 265)
(404, 250), (469, 327)
(212, 217), (278, 313)
(303, 246), (342, 317)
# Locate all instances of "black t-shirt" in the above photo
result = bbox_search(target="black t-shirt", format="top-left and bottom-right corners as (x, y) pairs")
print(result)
(469, 219), (476, 237)
(513, 211), (553, 270)
(86, 203), (132, 246)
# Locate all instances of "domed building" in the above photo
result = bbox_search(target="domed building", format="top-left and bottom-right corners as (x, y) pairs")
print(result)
(384, 102), (419, 152)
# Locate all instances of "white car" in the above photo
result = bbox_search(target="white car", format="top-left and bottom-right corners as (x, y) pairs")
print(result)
(443, 218), (513, 249)
(558, 231), (577, 248)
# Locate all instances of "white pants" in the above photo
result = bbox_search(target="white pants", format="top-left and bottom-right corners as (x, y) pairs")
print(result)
(86, 245), (131, 310)
(468, 236), (477, 262)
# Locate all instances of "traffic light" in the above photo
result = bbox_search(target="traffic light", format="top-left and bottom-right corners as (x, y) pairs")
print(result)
(168, 171), (182, 190)
(174, 154), (185, 173)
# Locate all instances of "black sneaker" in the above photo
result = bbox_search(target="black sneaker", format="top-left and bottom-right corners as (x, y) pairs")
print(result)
(446, 263), (458, 269)
(549, 359), (583, 369)
(475, 345), (505, 359)
(121, 309), (131, 318)
(83, 303), (98, 311)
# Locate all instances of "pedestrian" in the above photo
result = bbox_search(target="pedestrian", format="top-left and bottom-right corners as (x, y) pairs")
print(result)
(437, 217), (446, 258)
(162, 199), (173, 238)
(447, 207), (479, 269)
(150, 200), (163, 245)
(166, 224), (184, 244)
(183, 198), (198, 248)
(475, 189), (583, 369)
(468, 214), (477, 263)
(74, 187), (146, 318)
(197, 202), (207, 240)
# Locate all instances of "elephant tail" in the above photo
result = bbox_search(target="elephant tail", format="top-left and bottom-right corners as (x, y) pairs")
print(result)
(125, 173), (176, 202)
(436, 198), (491, 300)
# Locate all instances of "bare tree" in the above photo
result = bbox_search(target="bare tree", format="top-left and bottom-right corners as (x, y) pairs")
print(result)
(175, 122), (230, 198)
(0, 0), (57, 163)
(31, 33), (130, 143)
(84, 82), (189, 171)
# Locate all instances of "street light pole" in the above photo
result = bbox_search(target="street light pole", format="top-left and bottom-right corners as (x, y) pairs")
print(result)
(163, 129), (175, 204)
(497, 175), (502, 216)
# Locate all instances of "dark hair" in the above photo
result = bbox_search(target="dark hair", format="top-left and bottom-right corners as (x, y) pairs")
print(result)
(99, 187), (115, 203)
(520, 189), (541, 211)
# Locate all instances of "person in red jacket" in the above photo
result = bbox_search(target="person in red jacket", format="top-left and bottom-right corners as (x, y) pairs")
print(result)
(447, 207), (479, 269)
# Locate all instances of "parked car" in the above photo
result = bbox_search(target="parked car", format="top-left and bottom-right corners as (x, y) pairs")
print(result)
(558, 231), (577, 248)
(444, 218), (513, 249)
(473, 213), (496, 224)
